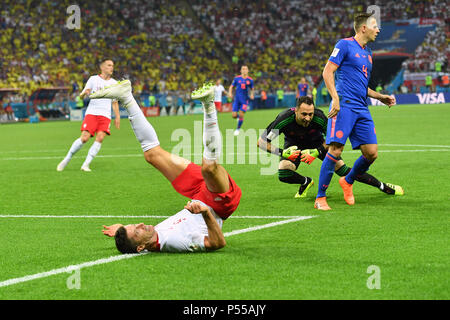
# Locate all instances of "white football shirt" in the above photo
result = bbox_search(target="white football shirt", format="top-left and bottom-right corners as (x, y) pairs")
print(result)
(82, 75), (118, 119)
(214, 84), (225, 102)
(154, 201), (223, 253)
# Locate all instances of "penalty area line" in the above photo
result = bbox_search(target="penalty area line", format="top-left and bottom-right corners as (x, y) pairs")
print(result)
(0, 216), (314, 289)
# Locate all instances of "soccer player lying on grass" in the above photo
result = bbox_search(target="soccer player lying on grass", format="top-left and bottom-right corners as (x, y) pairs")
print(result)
(257, 96), (403, 199)
(93, 81), (241, 253)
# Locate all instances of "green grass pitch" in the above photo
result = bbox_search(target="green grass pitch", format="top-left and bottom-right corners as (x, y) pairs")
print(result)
(0, 103), (448, 300)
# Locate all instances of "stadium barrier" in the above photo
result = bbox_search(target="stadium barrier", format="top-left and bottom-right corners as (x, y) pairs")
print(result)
(141, 107), (160, 117)
(6, 92), (449, 123)
(368, 92), (450, 106)
(9, 103), (28, 120)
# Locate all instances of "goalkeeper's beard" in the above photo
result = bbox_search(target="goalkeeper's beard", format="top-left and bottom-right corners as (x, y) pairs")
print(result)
(300, 120), (310, 127)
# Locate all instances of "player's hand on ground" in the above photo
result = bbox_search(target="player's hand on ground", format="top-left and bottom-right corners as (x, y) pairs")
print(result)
(102, 224), (123, 237)
(282, 146), (301, 161)
(301, 149), (319, 165)
(185, 201), (209, 215)
(328, 98), (340, 118)
(379, 94), (396, 108)
(114, 118), (120, 129)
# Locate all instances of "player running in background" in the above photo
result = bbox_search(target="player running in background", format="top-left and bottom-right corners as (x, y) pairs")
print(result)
(257, 96), (403, 198)
(296, 77), (309, 98)
(228, 65), (254, 136)
(57, 59), (120, 172)
(213, 79), (226, 112)
(315, 12), (398, 210)
(92, 81), (241, 253)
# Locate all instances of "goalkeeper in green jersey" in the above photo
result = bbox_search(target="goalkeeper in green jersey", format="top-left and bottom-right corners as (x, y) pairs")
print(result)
(257, 96), (403, 198)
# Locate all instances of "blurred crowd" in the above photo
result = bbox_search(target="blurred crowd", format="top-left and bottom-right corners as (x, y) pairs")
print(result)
(403, 19), (449, 73)
(0, 0), (448, 103)
(0, 0), (227, 100)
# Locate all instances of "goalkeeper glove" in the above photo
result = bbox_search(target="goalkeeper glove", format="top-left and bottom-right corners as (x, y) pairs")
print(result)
(301, 148), (319, 164)
(282, 146), (301, 161)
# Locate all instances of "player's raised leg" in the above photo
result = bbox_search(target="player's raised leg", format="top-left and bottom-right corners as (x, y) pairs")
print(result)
(89, 80), (189, 181)
(191, 82), (229, 193)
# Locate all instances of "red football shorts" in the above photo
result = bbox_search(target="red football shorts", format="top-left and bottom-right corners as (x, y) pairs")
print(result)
(171, 163), (242, 220)
(81, 114), (111, 136)
(214, 101), (222, 112)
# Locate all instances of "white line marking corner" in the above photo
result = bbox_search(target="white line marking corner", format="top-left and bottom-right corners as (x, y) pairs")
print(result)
(0, 215), (315, 288)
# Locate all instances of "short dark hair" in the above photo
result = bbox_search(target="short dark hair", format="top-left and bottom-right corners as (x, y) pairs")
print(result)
(354, 12), (374, 33)
(114, 226), (138, 254)
(99, 58), (114, 66)
(296, 96), (314, 109)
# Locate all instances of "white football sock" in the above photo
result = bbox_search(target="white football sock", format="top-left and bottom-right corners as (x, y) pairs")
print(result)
(64, 138), (84, 162)
(82, 141), (102, 167)
(124, 95), (160, 152)
(203, 110), (221, 161)
(202, 98), (216, 114)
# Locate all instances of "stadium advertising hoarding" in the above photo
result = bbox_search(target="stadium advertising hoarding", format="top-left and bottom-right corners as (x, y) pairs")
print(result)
(370, 21), (436, 55)
(369, 92), (450, 106)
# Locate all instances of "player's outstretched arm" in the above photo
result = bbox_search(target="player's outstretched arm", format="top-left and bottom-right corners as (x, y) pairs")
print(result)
(257, 137), (301, 161)
(257, 137), (283, 156)
(368, 88), (396, 107)
(228, 85), (234, 99)
(184, 201), (226, 251)
(112, 101), (120, 129)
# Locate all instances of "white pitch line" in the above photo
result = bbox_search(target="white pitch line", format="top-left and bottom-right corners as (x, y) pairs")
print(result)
(224, 216), (314, 236)
(376, 149), (450, 153)
(0, 215), (171, 219)
(0, 216), (314, 288)
(379, 144), (450, 148)
(0, 143), (448, 156)
(1, 149), (449, 161)
(0, 147), (141, 154)
(0, 214), (305, 219)
(0, 154), (142, 161)
(0, 254), (139, 288)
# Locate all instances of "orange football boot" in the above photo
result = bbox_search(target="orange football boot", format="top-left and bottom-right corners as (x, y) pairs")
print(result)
(339, 176), (355, 205)
(314, 197), (331, 210)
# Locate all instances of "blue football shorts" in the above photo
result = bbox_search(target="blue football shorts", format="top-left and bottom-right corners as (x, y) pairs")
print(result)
(232, 96), (249, 113)
(325, 103), (377, 149)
